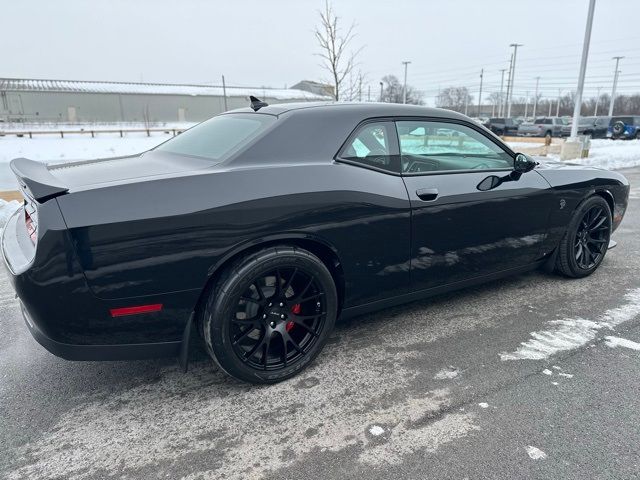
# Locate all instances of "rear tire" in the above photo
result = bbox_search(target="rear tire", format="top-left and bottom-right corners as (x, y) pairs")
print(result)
(556, 196), (611, 278)
(202, 246), (337, 384)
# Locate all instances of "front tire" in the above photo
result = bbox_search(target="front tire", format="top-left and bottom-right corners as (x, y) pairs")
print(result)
(556, 196), (612, 278)
(202, 246), (337, 383)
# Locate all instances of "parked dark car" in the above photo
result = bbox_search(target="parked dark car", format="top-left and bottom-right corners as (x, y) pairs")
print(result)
(561, 116), (611, 138)
(518, 117), (566, 139)
(2, 101), (630, 383)
(608, 115), (640, 139)
(487, 117), (519, 135)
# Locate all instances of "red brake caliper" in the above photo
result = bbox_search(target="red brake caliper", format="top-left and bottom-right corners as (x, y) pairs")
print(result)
(287, 304), (301, 332)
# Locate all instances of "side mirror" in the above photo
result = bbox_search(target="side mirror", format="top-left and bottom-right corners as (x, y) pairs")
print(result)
(513, 153), (537, 173)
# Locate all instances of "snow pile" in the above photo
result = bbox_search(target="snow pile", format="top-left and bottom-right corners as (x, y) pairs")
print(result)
(551, 139), (640, 170)
(0, 199), (21, 228)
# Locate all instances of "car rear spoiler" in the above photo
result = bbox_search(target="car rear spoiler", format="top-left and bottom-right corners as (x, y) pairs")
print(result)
(10, 158), (69, 203)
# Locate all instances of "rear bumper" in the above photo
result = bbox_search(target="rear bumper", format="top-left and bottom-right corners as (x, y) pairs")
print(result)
(2, 198), (199, 359)
(19, 300), (181, 361)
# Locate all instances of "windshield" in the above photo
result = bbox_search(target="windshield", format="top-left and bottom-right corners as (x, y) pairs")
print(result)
(155, 113), (275, 161)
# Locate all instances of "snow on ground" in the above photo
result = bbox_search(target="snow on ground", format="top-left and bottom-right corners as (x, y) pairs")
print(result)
(548, 139), (640, 170)
(604, 336), (640, 351)
(525, 446), (548, 460)
(0, 199), (20, 227)
(506, 141), (548, 149)
(0, 131), (172, 190)
(500, 288), (640, 361)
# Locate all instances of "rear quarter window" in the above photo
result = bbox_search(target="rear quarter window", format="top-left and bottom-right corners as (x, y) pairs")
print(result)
(155, 114), (275, 161)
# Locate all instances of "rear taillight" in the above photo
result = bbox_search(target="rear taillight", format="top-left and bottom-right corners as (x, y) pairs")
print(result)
(24, 204), (37, 244)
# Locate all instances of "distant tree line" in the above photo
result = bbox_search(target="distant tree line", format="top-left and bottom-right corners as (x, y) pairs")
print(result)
(436, 86), (640, 117)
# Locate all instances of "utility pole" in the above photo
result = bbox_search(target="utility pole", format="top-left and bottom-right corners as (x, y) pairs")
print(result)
(532, 76), (540, 118)
(477, 68), (484, 117)
(367, 85), (371, 102)
(524, 91), (529, 118)
(594, 86), (602, 115)
(507, 43), (523, 117)
(464, 93), (469, 116)
(548, 99), (552, 116)
(504, 54), (513, 117)
(608, 56), (624, 116)
(556, 88), (561, 117)
(221, 75), (228, 111)
(379, 81), (384, 102)
(498, 69), (506, 117)
(402, 61), (411, 104)
(570, 0), (596, 138)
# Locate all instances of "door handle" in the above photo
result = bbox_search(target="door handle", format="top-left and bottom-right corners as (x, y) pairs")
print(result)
(416, 187), (439, 201)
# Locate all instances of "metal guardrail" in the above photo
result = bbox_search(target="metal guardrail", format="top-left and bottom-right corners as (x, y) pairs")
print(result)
(0, 128), (185, 139)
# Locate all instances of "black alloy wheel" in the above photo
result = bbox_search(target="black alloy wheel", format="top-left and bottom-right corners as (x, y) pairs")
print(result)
(556, 196), (612, 278)
(573, 206), (610, 270)
(230, 267), (326, 371)
(202, 246), (337, 383)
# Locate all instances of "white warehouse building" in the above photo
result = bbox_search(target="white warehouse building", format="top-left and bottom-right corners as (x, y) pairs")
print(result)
(0, 78), (331, 124)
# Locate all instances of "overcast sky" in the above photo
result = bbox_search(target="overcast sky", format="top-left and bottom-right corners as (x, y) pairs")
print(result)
(5, 0), (640, 105)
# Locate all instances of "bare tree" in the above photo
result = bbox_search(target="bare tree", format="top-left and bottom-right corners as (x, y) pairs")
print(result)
(380, 75), (423, 104)
(314, 1), (361, 101)
(436, 87), (472, 112)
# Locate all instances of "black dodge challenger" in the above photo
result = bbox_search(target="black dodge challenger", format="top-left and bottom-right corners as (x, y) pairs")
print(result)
(2, 100), (630, 383)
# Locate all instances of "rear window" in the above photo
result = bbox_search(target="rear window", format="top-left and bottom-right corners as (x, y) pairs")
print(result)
(534, 118), (545, 124)
(155, 114), (274, 160)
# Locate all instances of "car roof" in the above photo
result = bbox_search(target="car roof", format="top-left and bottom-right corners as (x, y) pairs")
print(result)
(223, 101), (471, 121)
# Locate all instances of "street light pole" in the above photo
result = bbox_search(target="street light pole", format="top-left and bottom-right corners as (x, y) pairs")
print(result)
(594, 86), (602, 115)
(379, 81), (384, 102)
(507, 43), (523, 117)
(524, 91), (529, 118)
(532, 76), (540, 118)
(608, 56), (624, 116)
(402, 61), (411, 104)
(477, 68), (484, 117)
(556, 88), (561, 117)
(498, 69), (506, 117)
(570, 0), (596, 139)
(504, 54), (513, 117)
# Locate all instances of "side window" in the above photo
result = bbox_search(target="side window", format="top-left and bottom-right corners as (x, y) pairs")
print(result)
(396, 121), (513, 174)
(339, 122), (399, 173)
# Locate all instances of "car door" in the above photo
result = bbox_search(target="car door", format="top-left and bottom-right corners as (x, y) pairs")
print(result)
(335, 120), (411, 304)
(396, 119), (554, 292)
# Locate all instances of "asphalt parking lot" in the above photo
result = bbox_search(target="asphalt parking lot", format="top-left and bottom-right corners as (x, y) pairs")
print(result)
(1, 167), (639, 480)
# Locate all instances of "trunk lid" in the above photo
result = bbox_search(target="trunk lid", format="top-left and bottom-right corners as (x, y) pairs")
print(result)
(10, 151), (217, 201)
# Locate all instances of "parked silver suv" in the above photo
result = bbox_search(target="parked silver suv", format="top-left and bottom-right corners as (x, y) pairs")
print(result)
(518, 117), (567, 139)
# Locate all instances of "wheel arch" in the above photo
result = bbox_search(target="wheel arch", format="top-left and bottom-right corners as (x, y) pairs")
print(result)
(593, 188), (615, 216)
(193, 234), (346, 329)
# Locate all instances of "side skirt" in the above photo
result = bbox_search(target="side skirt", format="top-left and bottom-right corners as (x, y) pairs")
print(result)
(340, 261), (545, 321)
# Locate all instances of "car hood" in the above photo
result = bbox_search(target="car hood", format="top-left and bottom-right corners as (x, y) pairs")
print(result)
(533, 156), (603, 170)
